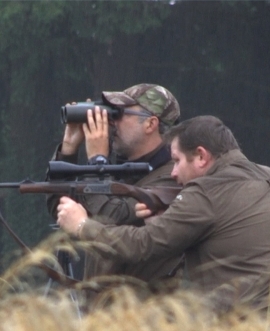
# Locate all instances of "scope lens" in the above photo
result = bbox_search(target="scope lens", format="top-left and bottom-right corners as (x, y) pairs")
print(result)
(61, 106), (67, 124)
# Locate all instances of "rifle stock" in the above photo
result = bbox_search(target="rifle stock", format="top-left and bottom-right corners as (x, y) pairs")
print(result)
(0, 180), (181, 212)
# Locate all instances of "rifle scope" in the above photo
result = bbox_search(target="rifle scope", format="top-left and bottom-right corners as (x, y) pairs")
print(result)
(61, 101), (122, 124)
(48, 161), (152, 179)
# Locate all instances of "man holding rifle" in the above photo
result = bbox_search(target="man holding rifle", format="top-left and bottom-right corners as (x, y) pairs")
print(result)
(47, 83), (183, 281)
(57, 115), (270, 311)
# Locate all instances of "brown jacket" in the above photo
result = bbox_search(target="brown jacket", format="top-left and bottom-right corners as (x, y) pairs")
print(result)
(81, 150), (270, 307)
(47, 143), (183, 281)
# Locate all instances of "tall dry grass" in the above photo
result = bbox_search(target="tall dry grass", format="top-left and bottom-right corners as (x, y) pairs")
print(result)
(0, 231), (268, 331)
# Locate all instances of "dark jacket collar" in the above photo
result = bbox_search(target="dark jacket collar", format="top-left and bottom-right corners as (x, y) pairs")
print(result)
(117, 143), (171, 171)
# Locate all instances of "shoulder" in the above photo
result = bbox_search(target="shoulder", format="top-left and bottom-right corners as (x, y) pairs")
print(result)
(256, 164), (270, 176)
(136, 160), (176, 187)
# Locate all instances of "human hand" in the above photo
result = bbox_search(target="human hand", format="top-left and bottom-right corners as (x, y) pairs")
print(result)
(62, 102), (84, 155)
(83, 106), (109, 159)
(135, 203), (153, 219)
(57, 196), (88, 236)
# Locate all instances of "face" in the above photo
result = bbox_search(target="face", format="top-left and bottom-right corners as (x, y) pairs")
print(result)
(170, 137), (206, 185)
(112, 105), (148, 159)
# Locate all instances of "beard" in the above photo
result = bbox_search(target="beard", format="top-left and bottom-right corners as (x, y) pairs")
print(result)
(112, 137), (133, 159)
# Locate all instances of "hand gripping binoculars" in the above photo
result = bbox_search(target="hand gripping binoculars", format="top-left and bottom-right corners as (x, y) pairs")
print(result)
(61, 101), (122, 124)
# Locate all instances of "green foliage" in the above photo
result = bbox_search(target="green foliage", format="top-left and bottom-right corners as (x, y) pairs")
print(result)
(0, 0), (171, 264)
(77, 1), (170, 40)
(0, 1), (171, 102)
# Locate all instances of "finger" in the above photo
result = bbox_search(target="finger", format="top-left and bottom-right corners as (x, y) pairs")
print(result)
(82, 123), (90, 136)
(87, 108), (97, 131)
(86, 98), (92, 102)
(135, 203), (148, 211)
(57, 210), (63, 223)
(102, 108), (109, 132)
(136, 209), (152, 218)
(59, 196), (71, 203)
(92, 106), (102, 130)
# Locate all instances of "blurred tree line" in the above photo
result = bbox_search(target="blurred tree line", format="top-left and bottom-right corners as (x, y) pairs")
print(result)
(0, 0), (269, 269)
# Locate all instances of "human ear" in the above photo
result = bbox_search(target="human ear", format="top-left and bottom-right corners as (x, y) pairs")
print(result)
(145, 116), (159, 133)
(195, 146), (212, 167)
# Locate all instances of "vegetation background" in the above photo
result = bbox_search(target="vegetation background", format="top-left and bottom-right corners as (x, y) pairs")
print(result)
(0, 0), (269, 271)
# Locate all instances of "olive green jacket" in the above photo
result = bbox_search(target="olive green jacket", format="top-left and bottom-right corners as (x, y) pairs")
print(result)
(81, 150), (270, 308)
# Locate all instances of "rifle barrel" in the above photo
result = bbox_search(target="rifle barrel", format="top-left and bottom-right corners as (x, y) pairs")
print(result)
(0, 183), (21, 188)
(0, 179), (35, 190)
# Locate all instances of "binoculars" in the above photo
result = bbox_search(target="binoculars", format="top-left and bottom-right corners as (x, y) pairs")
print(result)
(61, 101), (122, 124)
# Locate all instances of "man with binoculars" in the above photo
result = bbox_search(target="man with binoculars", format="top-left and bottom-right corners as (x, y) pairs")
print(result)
(47, 83), (182, 281)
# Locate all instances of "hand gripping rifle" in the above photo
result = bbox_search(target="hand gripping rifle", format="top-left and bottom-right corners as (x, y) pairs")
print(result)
(0, 161), (181, 212)
(0, 162), (181, 299)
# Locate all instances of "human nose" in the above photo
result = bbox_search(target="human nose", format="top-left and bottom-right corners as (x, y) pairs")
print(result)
(171, 165), (177, 179)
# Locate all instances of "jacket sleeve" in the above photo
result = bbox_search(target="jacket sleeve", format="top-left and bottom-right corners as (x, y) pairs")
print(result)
(80, 184), (215, 263)
(46, 144), (79, 220)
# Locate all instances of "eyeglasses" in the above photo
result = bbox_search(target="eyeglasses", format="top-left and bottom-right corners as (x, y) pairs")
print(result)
(110, 108), (154, 121)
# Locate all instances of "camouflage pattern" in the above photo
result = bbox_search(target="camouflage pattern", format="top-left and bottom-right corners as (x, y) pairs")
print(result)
(102, 83), (180, 126)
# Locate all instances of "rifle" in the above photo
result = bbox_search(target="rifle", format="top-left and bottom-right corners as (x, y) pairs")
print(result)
(48, 161), (152, 179)
(0, 161), (181, 212)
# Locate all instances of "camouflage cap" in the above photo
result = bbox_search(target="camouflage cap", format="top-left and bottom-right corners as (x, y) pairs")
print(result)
(102, 83), (180, 126)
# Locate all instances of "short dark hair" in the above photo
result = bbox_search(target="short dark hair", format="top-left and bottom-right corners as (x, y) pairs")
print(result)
(166, 115), (240, 158)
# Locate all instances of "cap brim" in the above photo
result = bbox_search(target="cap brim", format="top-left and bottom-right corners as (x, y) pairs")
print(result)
(102, 91), (137, 107)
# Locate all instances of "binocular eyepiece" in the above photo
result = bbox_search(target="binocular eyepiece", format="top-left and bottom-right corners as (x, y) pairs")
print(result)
(61, 101), (122, 124)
